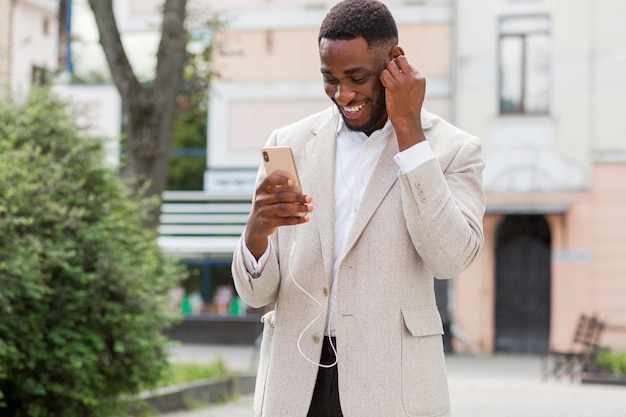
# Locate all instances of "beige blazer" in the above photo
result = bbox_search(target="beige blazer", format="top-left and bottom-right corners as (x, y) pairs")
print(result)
(232, 107), (485, 417)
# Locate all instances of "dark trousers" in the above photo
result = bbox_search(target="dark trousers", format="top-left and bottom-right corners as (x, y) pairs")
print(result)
(307, 337), (343, 417)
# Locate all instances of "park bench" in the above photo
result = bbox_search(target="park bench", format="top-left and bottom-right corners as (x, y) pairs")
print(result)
(542, 313), (605, 381)
(158, 191), (251, 256)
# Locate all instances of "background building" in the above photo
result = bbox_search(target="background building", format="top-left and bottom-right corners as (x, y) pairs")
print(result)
(1, 0), (60, 96)
(203, 0), (453, 195)
(65, 0), (626, 352)
(454, 0), (626, 354)
(0, 0), (11, 94)
(9, 0), (59, 96)
(156, 0), (457, 326)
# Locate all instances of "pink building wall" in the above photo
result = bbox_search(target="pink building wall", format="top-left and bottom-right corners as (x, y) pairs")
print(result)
(455, 162), (626, 354)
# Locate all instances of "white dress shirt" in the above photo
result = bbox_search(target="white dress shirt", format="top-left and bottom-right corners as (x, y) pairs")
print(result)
(242, 115), (435, 336)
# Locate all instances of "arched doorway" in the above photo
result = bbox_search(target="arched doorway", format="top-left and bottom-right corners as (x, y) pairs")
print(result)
(495, 215), (551, 353)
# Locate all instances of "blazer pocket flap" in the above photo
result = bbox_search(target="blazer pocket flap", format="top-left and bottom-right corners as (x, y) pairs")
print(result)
(401, 307), (444, 337)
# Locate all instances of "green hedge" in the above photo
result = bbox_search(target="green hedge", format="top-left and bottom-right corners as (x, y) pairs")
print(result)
(597, 350), (626, 376)
(0, 89), (186, 417)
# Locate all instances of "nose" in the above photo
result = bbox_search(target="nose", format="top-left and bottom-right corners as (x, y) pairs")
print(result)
(333, 83), (356, 106)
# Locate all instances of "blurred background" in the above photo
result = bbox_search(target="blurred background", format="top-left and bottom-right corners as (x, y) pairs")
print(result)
(1, 0), (625, 357)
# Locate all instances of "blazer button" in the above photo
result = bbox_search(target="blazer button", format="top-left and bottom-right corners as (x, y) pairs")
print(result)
(323, 288), (328, 297)
(420, 196), (428, 203)
(312, 335), (320, 344)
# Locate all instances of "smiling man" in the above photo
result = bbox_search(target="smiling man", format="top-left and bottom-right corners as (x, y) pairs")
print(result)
(231, 1), (486, 416)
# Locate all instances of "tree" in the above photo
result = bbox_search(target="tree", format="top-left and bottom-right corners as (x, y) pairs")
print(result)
(167, 106), (207, 190)
(166, 12), (226, 191)
(87, 0), (187, 227)
(0, 88), (186, 416)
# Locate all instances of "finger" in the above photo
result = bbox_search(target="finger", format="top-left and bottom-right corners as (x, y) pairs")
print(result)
(261, 173), (296, 193)
(257, 201), (310, 224)
(270, 169), (297, 185)
(386, 59), (404, 77)
(276, 213), (310, 225)
(276, 202), (311, 218)
(393, 55), (413, 74)
(275, 188), (312, 210)
(379, 69), (393, 87)
(380, 63), (401, 87)
(257, 187), (310, 211)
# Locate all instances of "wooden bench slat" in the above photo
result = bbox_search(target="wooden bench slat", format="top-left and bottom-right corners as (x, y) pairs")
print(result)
(159, 195), (251, 253)
(159, 224), (246, 235)
(160, 213), (249, 224)
(161, 203), (252, 214)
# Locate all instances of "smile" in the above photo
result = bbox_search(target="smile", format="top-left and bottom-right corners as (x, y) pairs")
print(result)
(341, 101), (367, 118)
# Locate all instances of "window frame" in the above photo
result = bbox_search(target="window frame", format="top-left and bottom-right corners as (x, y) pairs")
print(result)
(498, 15), (551, 116)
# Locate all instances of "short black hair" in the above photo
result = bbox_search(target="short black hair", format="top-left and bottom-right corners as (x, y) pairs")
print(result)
(318, 0), (398, 48)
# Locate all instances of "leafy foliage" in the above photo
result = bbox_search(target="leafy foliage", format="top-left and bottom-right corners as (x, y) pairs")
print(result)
(597, 350), (626, 376)
(166, 12), (227, 191)
(157, 360), (231, 388)
(167, 107), (207, 191)
(0, 89), (187, 416)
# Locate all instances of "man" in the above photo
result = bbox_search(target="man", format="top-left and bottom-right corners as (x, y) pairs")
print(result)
(231, 1), (485, 416)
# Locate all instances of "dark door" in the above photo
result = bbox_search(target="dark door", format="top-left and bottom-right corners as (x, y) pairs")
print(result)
(495, 215), (551, 353)
(434, 279), (452, 352)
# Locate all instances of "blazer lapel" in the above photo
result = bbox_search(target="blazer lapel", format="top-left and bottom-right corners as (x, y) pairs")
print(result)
(303, 109), (434, 270)
(340, 111), (433, 257)
(341, 136), (399, 257)
(304, 111), (337, 282)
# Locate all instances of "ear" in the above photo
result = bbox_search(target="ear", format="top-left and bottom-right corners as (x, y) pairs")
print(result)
(389, 45), (405, 60)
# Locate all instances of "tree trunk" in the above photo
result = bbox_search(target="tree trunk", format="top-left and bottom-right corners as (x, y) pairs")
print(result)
(87, 0), (188, 228)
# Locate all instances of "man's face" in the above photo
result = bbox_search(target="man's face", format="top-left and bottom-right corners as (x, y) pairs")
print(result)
(319, 37), (389, 136)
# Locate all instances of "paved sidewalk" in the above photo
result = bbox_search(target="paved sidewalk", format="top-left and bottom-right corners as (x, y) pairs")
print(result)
(164, 345), (626, 417)
(447, 355), (626, 417)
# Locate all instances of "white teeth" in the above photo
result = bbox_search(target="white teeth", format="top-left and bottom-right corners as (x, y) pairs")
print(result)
(343, 102), (365, 114)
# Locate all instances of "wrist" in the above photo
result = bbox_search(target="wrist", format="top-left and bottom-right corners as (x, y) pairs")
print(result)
(245, 231), (270, 261)
(395, 128), (426, 152)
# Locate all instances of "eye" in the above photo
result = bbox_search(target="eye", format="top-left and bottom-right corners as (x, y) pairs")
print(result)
(323, 76), (339, 85)
(352, 77), (367, 84)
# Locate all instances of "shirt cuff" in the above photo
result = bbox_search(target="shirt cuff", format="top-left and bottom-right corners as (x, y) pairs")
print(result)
(393, 141), (435, 174)
(242, 236), (271, 279)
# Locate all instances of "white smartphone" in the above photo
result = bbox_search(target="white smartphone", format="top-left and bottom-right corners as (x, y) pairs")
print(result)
(261, 146), (303, 194)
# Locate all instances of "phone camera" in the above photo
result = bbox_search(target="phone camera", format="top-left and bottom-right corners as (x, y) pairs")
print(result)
(263, 151), (269, 162)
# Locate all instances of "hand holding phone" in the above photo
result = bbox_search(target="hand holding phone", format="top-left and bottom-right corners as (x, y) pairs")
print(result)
(261, 146), (306, 217)
(244, 147), (311, 259)
(262, 146), (303, 194)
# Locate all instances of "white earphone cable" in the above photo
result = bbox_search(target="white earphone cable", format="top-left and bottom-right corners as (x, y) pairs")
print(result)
(289, 241), (338, 368)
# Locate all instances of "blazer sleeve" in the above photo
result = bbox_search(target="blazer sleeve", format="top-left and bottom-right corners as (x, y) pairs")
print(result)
(398, 135), (485, 278)
(232, 234), (281, 308)
(231, 130), (283, 309)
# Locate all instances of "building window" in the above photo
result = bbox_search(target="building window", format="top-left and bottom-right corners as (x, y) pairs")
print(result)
(498, 16), (550, 115)
(31, 65), (48, 86)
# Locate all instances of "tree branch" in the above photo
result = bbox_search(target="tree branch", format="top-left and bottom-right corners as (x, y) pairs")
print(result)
(154, 0), (188, 102)
(87, 0), (142, 100)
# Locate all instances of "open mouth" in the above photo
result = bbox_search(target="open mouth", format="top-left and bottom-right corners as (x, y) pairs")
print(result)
(341, 101), (367, 119)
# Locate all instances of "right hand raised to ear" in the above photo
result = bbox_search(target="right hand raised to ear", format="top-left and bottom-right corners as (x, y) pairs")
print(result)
(380, 55), (427, 151)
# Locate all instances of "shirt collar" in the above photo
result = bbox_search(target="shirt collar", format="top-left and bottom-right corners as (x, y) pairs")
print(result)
(336, 115), (394, 143)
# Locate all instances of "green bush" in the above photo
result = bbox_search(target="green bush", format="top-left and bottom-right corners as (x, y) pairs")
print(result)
(0, 89), (187, 417)
(157, 360), (231, 388)
(597, 350), (626, 376)
(167, 107), (207, 191)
